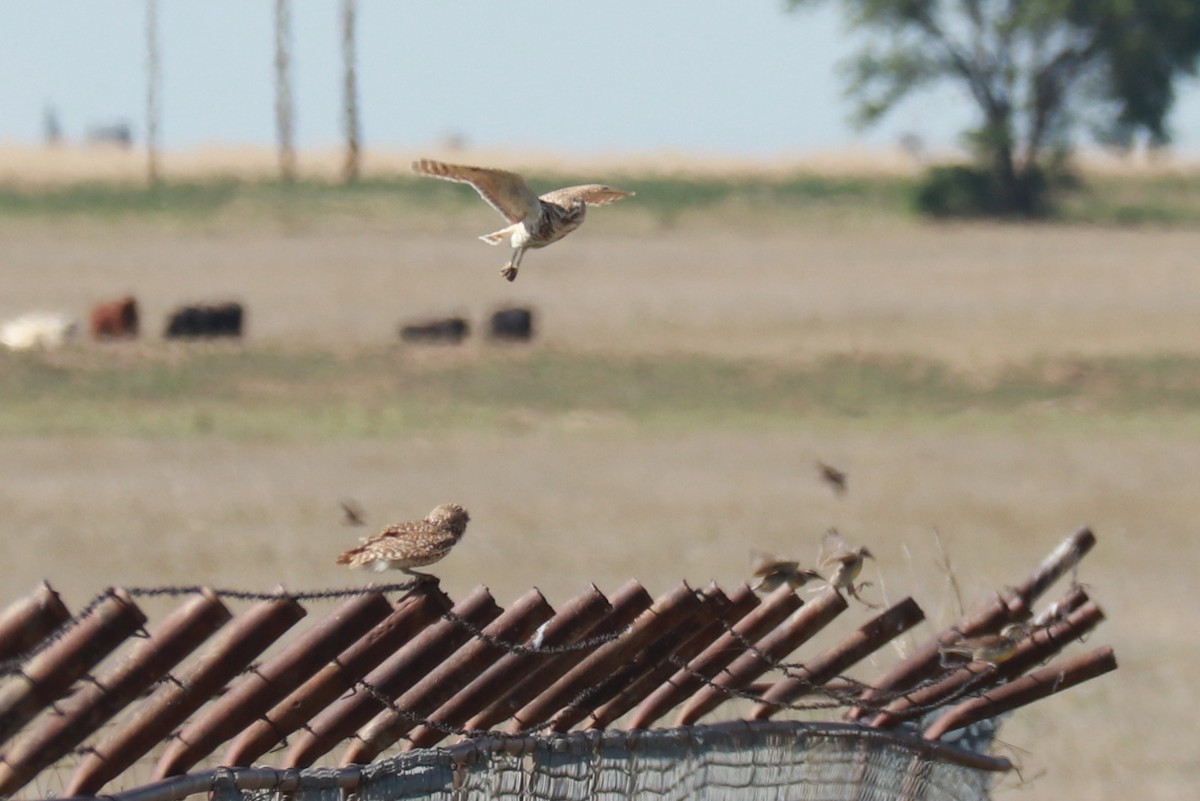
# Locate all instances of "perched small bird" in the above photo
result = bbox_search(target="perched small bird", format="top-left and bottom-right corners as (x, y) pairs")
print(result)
(339, 499), (367, 527)
(818, 528), (877, 607)
(411, 159), (634, 282)
(336, 503), (470, 581)
(816, 461), (847, 496)
(749, 551), (823, 594)
(939, 623), (1029, 666)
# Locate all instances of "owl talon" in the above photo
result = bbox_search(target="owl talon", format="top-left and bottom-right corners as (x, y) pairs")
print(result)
(501, 264), (518, 281)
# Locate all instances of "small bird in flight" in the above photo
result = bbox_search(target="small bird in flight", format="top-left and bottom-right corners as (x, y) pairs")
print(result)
(339, 499), (367, 527)
(749, 551), (823, 594)
(336, 503), (470, 582)
(816, 461), (847, 496)
(939, 623), (1030, 667)
(818, 528), (878, 607)
(411, 159), (634, 282)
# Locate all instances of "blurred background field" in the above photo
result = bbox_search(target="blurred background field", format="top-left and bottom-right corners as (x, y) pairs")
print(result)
(0, 152), (1197, 798)
(7, 0), (1200, 796)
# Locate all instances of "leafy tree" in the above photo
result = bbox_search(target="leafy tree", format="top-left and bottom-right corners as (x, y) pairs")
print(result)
(787, 1), (1200, 216)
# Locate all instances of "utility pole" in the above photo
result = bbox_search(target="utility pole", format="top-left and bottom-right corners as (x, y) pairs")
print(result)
(145, 0), (161, 186)
(274, 0), (296, 182)
(341, 0), (361, 183)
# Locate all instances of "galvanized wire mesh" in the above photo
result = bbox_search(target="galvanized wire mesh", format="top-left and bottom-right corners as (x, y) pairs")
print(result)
(223, 724), (995, 801)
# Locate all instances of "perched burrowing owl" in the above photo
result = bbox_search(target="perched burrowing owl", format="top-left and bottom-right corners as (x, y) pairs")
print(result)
(336, 503), (470, 580)
(818, 528), (878, 607)
(411, 159), (634, 282)
(749, 551), (823, 594)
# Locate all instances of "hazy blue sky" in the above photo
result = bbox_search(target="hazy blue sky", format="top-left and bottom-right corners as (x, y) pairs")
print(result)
(2, 1), (1198, 156)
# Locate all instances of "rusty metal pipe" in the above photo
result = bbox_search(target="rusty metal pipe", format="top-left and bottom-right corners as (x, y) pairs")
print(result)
(923, 646), (1117, 740)
(405, 583), (612, 749)
(341, 587), (555, 764)
(0, 590), (229, 797)
(627, 583), (801, 730)
(282, 585), (500, 769)
(222, 583), (451, 767)
(66, 591), (306, 796)
(674, 586), (848, 726)
(0, 588), (146, 748)
(868, 600), (1105, 729)
(586, 585), (759, 730)
(509, 582), (703, 733)
(0, 582), (71, 664)
(154, 590), (392, 778)
(752, 596), (925, 719)
(464, 579), (652, 733)
(848, 528), (1095, 721)
(552, 585), (733, 732)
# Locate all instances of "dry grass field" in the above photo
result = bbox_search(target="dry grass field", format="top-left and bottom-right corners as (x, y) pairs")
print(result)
(1, 148), (1198, 799)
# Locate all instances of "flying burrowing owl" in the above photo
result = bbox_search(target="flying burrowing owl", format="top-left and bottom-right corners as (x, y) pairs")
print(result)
(336, 503), (470, 581)
(411, 159), (634, 282)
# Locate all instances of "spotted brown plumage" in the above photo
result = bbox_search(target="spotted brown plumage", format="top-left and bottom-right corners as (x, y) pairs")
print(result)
(411, 159), (634, 281)
(336, 503), (470, 580)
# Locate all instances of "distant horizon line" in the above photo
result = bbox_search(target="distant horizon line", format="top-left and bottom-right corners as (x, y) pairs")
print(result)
(2, 140), (1198, 185)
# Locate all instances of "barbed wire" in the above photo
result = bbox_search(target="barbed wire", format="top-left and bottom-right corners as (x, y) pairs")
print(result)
(435, 608), (630, 656)
(0, 577), (1083, 793)
(0, 582), (420, 678)
(0, 579), (1011, 722)
(683, 594), (995, 712)
(127, 583), (420, 602)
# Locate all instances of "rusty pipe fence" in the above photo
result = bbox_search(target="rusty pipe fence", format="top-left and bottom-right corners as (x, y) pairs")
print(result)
(0, 529), (1114, 801)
